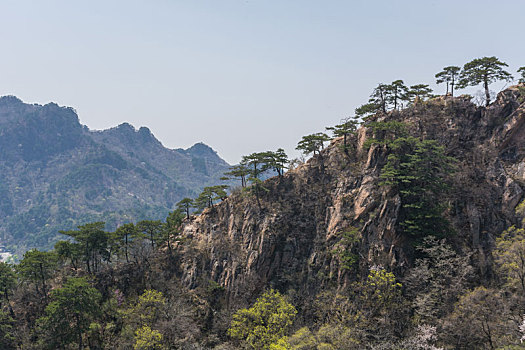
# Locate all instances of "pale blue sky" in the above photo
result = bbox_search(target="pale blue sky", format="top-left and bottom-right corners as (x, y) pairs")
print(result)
(1, 0), (523, 163)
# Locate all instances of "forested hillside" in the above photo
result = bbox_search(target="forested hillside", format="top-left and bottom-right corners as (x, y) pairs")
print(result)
(0, 81), (524, 349)
(1, 58), (525, 349)
(0, 96), (230, 255)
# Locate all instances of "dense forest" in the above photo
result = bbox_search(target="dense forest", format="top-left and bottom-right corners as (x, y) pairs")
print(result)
(1, 57), (525, 349)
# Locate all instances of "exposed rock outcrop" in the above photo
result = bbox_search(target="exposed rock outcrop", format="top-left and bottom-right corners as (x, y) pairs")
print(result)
(178, 86), (525, 306)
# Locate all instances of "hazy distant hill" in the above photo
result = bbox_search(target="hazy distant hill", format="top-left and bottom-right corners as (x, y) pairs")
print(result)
(0, 96), (231, 255)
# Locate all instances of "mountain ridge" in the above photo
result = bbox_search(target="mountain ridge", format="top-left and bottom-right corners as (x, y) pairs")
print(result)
(176, 86), (525, 307)
(0, 96), (231, 255)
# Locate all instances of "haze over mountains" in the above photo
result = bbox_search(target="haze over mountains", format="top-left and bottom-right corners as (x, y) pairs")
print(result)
(0, 95), (231, 255)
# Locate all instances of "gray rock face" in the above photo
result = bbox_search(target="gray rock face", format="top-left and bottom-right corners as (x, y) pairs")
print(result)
(177, 86), (525, 304)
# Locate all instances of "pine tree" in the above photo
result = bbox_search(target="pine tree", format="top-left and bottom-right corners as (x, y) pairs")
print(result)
(113, 223), (137, 263)
(518, 66), (525, 84)
(296, 133), (330, 157)
(387, 80), (409, 110)
(435, 66), (461, 96)
(60, 222), (109, 273)
(406, 84), (433, 103)
(458, 57), (513, 106)
(355, 102), (381, 120)
(370, 83), (390, 113)
(136, 220), (164, 249)
(266, 149), (289, 177)
(326, 116), (359, 154)
(17, 249), (58, 300)
(0, 263), (16, 317)
(223, 163), (250, 187)
(176, 198), (194, 219)
(37, 277), (101, 350)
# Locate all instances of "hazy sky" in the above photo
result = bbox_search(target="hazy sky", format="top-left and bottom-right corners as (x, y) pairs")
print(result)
(0, 0), (523, 164)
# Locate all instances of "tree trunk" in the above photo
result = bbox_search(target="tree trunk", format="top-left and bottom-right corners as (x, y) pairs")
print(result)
(39, 263), (47, 299)
(125, 235), (129, 263)
(4, 290), (14, 317)
(167, 234), (172, 256)
(484, 79), (490, 106)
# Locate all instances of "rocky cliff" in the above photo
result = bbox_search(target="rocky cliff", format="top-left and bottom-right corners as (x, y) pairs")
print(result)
(177, 86), (525, 308)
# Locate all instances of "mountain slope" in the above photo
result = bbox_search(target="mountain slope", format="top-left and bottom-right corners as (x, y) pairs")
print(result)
(0, 96), (231, 254)
(176, 86), (525, 308)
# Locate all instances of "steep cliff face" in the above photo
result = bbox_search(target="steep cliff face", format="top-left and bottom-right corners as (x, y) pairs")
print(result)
(178, 86), (525, 306)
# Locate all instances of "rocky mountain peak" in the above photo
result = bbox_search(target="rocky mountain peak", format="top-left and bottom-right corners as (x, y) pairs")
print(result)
(186, 142), (220, 159)
(0, 95), (23, 107)
(176, 86), (525, 306)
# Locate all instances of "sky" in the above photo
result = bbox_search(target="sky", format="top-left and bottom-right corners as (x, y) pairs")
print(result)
(0, 0), (524, 164)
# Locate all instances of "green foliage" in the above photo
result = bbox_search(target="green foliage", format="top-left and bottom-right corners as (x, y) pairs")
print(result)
(266, 148), (289, 177)
(350, 267), (407, 339)
(165, 209), (184, 231)
(435, 65), (461, 96)
(137, 220), (163, 249)
(37, 277), (101, 349)
(361, 268), (402, 309)
(326, 116), (360, 154)
(363, 120), (408, 149)
(359, 81), (411, 115)
(113, 222), (138, 263)
(129, 289), (167, 326)
(0, 264), (15, 347)
(458, 56), (513, 88)
(369, 83), (390, 113)
(162, 209), (184, 253)
(0, 262), (16, 302)
(54, 240), (82, 269)
(494, 226), (525, 294)
(120, 290), (168, 350)
(458, 56), (513, 106)
(176, 197), (194, 219)
(387, 79), (409, 110)
(239, 149), (288, 205)
(355, 102), (381, 120)
(224, 163), (251, 188)
(296, 133), (330, 157)
(380, 137), (455, 239)
(242, 152), (272, 179)
(407, 84), (433, 102)
(0, 310), (14, 349)
(17, 249), (58, 298)
(134, 325), (164, 350)
(228, 289), (297, 349)
(447, 287), (505, 349)
(60, 222), (110, 273)
(519, 66), (525, 83)
(194, 185), (229, 210)
(333, 228), (360, 271)
(270, 327), (316, 349)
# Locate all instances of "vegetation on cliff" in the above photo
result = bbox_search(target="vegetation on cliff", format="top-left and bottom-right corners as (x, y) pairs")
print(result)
(0, 57), (524, 348)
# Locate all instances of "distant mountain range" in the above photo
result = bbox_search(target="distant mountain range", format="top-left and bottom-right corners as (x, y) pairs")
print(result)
(0, 96), (231, 255)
